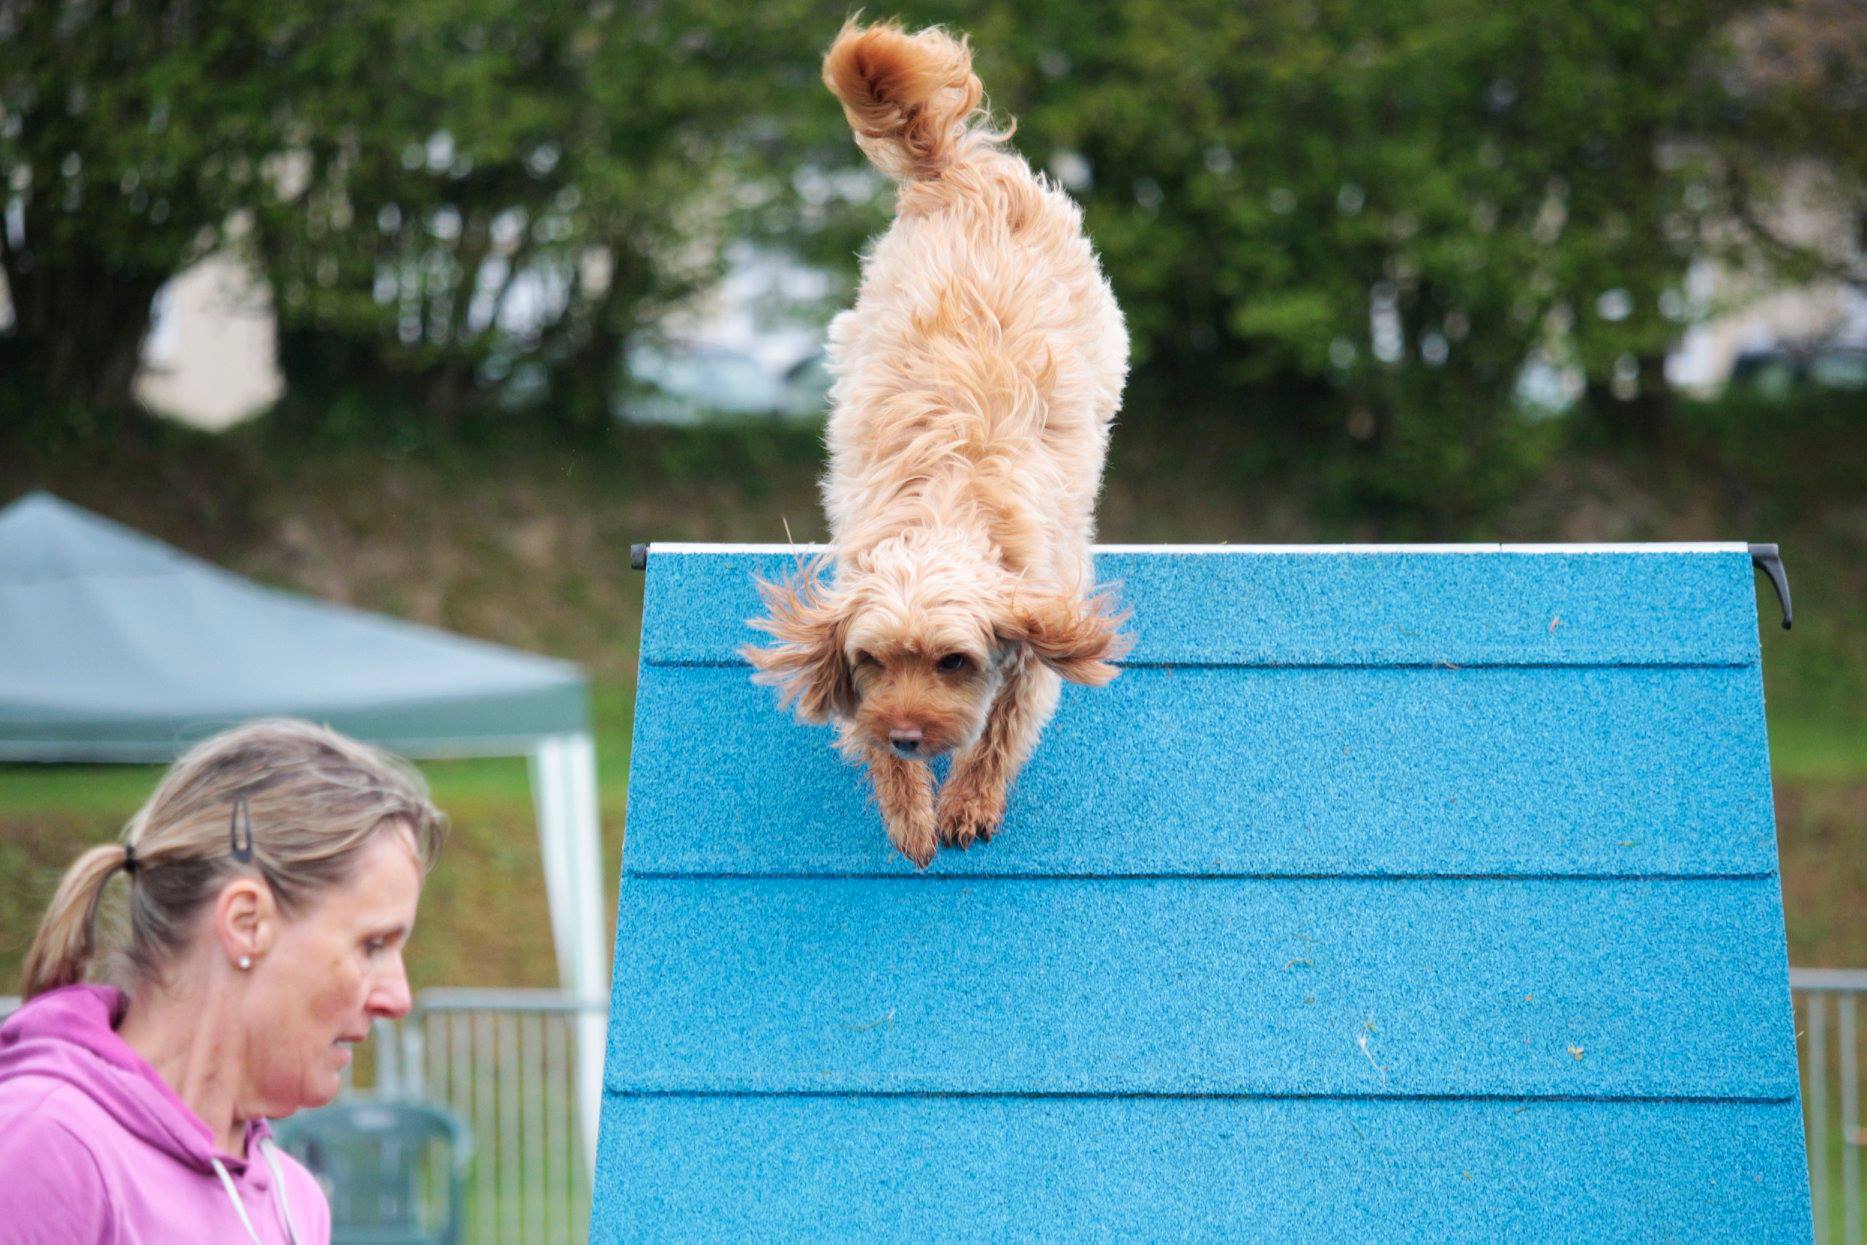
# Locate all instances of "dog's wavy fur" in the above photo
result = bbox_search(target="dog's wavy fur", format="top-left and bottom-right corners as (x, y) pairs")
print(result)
(744, 19), (1130, 866)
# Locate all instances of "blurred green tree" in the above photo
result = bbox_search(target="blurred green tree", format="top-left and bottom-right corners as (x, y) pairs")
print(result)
(1712, 0), (1867, 296)
(0, 0), (844, 439)
(254, 0), (841, 442)
(895, 0), (1762, 518)
(0, 0), (304, 414)
(5, 0), (1857, 507)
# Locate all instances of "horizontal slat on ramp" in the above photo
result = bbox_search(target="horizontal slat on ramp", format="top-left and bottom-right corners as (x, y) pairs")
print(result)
(624, 664), (1777, 877)
(640, 547), (1760, 668)
(591, 1097), (1807, 1242)
(605, 877), (1796, 1100)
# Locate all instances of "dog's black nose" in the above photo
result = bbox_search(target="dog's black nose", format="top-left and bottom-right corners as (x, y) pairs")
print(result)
(889, 728), (922, 757)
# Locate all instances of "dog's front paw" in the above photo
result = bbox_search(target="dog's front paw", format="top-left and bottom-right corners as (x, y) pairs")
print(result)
(887, 806), (939, 869)
(937, 779), (1006, 850)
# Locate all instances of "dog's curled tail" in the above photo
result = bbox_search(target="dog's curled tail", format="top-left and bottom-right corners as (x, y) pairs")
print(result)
(822, 20), (1006, 181)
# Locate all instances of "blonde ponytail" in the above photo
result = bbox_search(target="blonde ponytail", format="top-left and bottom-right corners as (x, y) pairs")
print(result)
(19, 842), (134, 998)
(18, 719), (445, 1001)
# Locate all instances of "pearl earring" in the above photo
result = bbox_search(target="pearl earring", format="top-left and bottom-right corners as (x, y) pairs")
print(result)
(237, 955), (252, 971)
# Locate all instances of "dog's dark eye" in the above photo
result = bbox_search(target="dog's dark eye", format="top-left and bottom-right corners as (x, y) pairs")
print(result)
(936, 653), (969, 674)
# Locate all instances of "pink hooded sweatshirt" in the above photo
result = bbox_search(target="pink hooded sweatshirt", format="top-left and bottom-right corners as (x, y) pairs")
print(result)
(0, 984), (330, 1244)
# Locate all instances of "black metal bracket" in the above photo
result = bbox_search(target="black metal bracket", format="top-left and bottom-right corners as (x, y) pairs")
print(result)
(1749, 543), (1792, 631)
(630, 543), (648, 572)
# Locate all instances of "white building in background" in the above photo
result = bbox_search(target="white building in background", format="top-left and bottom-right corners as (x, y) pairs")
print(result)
(1668, 275), (1866, 393)
(118, 237), (832, 431)
(1666, 160), (1867, 393)
(134, 252), (283, 430)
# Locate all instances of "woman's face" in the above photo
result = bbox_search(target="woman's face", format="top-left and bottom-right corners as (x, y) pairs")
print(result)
(240, 828), (424, 1116)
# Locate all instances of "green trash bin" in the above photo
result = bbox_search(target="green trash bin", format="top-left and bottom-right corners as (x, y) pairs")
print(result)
(273, 1098), (471, 1245)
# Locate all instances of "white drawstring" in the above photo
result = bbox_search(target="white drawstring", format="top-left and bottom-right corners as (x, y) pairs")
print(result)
(211, 1158), (263, 1244)
(260, 1141), (303, 1245)
(211, 1142), (300, 1245)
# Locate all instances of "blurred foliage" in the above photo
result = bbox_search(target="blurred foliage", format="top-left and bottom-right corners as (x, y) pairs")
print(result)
(933, 0), (1764, 517)
(0, 0), (313, 411)
(2, 0), (1863, 518)
(1714, 0), (1867, 291)
(254, 0), (839, 442)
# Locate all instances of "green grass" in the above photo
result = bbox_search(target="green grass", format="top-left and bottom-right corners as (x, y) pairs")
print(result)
(0, 764), (174, 815)
(1768, 717), (1867, 785)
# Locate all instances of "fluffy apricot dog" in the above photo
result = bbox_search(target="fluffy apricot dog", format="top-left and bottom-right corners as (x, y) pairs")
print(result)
(745, 19), (1130, 867)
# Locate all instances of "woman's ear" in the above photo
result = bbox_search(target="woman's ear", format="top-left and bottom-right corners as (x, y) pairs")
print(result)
(998, 587), (1132, 685)
(213, 876), (276, 968)
(743, 573), (858, 722)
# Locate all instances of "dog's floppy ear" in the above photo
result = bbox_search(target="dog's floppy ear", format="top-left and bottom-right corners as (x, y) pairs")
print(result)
(742, 571), (858, 722)
(998, 586), (1132, 685)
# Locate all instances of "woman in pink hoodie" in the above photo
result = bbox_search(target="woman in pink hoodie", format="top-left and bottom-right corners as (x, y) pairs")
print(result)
(0, 719), (447, 1243)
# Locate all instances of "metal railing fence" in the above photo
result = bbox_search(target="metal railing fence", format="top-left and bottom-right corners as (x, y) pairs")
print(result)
(1796, 968), (1867, 1245)
(365, 988), (605, 1245)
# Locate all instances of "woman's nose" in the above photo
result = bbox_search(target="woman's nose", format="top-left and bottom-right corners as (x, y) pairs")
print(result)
(369, 956), (414, 1020)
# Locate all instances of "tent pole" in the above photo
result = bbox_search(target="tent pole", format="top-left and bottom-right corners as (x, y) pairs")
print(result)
(528, 740), (577, 1000)
(565, 731), (609, 1179)
(529, 733), (608, 1180)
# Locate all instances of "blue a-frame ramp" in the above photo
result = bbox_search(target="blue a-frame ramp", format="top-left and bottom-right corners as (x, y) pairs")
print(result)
(593, 544), (1811, 1241)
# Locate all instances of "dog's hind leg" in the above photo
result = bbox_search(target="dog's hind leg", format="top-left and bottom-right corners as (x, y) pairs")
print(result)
(937, 654), (1062, 849)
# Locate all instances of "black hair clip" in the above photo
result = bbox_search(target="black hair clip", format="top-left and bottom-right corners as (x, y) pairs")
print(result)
(230, 795), (255, 863)
(122, 842), (139, 876)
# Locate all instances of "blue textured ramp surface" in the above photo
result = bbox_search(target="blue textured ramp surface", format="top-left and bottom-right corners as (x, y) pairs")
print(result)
(593, 545), (1810, 1242)
(606, 878), (1794, 1098)
(640, 545), (1760, 667)
(597, 1099), (1808, 1242)
(626, 666), (1778, 876)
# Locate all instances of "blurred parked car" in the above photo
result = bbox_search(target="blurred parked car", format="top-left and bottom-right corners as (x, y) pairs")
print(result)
(1728, 345), (1867, 398)
(620, 342), (791, 424)
(780, 350), (833, 420)
(617, 340), (837, 425)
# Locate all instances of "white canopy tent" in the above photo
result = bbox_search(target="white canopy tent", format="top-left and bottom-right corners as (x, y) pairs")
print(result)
(0, 491), (609, 1161)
